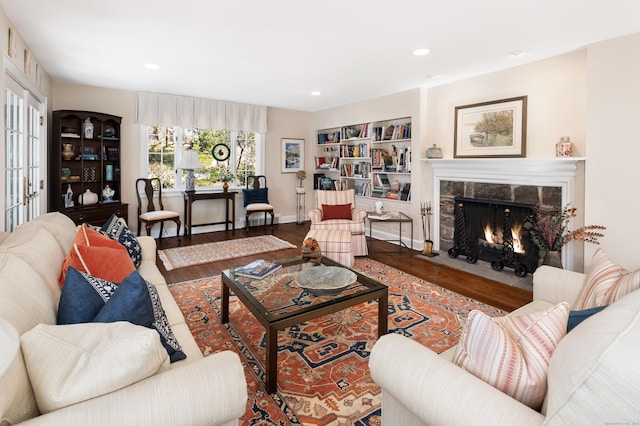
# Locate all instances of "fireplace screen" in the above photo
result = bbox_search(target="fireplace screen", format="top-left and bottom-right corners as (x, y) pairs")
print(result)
(448, 197), (538, 277)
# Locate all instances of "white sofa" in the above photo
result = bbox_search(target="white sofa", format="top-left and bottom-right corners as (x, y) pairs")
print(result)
(0, 212), (247, 425)
(369, 265), (640, 425)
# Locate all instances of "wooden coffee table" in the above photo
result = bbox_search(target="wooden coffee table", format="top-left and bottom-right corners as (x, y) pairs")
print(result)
(221, 256), (388, 394)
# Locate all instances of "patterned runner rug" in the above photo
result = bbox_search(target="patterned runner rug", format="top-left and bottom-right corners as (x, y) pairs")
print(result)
(168, 258), (505, 425)
(158, 235), (297, 270)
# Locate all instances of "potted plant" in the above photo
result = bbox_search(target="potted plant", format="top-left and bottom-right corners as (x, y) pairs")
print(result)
(524, 204), (606, 268)
(217, 167), (234, 192)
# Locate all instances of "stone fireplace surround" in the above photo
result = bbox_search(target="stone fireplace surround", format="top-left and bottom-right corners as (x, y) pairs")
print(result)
(427, 158), (584, 271)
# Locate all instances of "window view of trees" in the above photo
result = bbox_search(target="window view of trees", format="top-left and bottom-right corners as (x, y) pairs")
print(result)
(147, 126), (176, 188)
(147, 126), (257, 189)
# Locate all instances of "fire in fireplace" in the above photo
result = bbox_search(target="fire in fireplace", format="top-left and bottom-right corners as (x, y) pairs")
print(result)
(448, 197), (539, 277)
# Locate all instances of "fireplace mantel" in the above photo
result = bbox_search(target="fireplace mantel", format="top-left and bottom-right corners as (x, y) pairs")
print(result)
(423, 157), (585, 270)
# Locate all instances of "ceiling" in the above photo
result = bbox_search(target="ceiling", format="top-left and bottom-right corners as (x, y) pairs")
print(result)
(2, 0), (640, 112)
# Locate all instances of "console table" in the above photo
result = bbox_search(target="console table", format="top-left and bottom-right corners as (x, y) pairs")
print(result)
(183, 191), (237, 236)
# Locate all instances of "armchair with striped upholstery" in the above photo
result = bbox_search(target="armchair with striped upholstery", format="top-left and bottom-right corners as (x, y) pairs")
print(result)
(307, 189), (368, 256)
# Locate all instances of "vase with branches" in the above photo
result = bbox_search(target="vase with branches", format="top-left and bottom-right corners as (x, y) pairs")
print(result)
(216, 166), (234, 192)
(524, 204), (606, 267)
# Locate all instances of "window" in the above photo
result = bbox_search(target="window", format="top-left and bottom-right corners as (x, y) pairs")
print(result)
(144, 126), (263, 190)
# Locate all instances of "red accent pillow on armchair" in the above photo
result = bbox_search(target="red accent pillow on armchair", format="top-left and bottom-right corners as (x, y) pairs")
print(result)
(322, 203), (352, 220)
(59, 224), (136, 287)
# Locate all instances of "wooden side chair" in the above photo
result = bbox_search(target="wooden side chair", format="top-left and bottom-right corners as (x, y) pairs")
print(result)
(136, 177), (181, 239)
(243, 175), (274, 231)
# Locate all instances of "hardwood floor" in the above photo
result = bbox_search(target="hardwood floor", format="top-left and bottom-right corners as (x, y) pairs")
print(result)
(155, 221), (532, 312)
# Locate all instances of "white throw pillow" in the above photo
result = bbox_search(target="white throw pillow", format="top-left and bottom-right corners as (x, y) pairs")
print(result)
(20, 322), (169, 413)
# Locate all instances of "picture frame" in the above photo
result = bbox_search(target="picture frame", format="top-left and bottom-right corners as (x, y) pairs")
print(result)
(454, 96), (527, 158)
(8, 28), (16, 59)
(281, 138), (304, 173)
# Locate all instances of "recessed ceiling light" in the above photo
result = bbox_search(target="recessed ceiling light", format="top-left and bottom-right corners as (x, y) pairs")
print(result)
(509, 50), (524, 57)
(144, 63), (160, 70)
(311, 91), (321, 96)
(413, 48), (430, 56)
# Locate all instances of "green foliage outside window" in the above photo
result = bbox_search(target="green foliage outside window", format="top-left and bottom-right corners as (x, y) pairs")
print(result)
(147, 126), (257, 189)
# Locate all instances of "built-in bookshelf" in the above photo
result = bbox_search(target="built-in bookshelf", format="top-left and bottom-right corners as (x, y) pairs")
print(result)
(315, 117), (411, 202)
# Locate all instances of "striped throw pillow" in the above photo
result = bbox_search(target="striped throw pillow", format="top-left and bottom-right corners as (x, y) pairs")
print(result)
(573, 248), (640, 310)
(452, 302), (570, 409)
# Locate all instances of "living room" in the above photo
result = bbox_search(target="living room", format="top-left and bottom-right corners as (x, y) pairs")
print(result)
(0, 6), (638, 273)
(2, 2), (640, 425)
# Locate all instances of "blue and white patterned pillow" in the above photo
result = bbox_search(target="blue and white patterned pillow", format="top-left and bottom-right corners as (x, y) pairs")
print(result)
(99, 214), (142, 267)
(58, 267), (186, 362)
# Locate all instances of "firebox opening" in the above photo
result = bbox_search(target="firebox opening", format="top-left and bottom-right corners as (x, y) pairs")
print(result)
(449, 197), (539, 277)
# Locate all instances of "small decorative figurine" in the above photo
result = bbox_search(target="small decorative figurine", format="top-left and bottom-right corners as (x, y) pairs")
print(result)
(102, 185), (115, 202)
(301, 237), (322, 265)
(83, 117), (94, 139)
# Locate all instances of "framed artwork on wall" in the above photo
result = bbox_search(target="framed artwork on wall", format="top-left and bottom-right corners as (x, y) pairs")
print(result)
(281, 138), (304, 173)
(454, 96), (527, 158)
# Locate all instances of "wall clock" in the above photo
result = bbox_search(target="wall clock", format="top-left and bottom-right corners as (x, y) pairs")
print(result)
(212, 143), (230, 161)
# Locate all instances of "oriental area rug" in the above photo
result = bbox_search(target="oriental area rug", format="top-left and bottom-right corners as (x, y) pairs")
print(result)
(158, 235), (297, 270)
(167, 258), (505, 425)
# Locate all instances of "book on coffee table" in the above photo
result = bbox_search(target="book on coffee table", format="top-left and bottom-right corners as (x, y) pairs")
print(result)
(235, 259), (282, 279)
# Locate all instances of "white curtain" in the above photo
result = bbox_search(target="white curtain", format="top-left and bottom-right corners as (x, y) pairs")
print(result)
(135, 92), (268, 133)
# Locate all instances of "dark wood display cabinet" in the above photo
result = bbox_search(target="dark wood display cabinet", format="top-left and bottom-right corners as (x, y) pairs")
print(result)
(49, 110), (128, 226)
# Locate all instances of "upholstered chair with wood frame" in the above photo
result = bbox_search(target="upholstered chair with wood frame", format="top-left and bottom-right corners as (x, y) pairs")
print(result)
(243, 175), (274, 231)
(136, 178), (181, 240)
(307, 189), (368, 256)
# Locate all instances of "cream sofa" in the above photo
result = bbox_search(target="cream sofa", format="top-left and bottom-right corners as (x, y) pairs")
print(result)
(369, 265), (640, 425)
(0, 212), (247, 425)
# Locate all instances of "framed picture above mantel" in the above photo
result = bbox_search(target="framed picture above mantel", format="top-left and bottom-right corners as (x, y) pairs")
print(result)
(454, 96), (527, 158)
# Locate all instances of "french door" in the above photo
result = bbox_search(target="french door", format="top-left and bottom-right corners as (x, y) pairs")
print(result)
(4, 71), (46, 232)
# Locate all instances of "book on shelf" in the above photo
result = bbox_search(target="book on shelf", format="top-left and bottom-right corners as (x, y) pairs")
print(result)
(319, 177), (335, 190)
(235, 259), (282, 279)
(374, 173), (391, 188)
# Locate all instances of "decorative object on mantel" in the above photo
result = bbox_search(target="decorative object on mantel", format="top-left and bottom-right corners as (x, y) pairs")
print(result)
(420, 201), (438, 257)
(454, 96), (527, 158)
(426, 144), (443, 159)
(524, 204), (606, 268)
(555, 136), (574, 157)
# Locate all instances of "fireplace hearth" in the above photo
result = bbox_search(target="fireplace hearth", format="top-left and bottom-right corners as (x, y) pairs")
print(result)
(448, 197), (538, 277)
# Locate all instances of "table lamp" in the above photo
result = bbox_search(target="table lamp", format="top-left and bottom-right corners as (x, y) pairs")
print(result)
(178, 149), (204, 193)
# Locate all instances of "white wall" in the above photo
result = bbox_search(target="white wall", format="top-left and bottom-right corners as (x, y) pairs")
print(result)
(263, 107), (311, 224)
(424, 51), (589, 269)
(46, 37), (639, 270)
(51, 84), (311, 234)
(426, 51), (587, 159)
(585, 33), (640, 270)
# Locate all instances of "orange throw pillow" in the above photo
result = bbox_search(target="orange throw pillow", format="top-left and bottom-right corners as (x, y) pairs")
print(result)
(322, 203), (352, 220)
(59, 225), (135, 287)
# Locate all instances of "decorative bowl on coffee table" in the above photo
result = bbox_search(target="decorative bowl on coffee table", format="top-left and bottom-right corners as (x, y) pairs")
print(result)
(295, 265), (357, 296)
